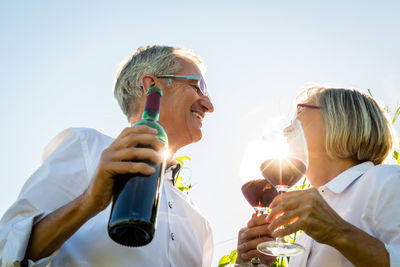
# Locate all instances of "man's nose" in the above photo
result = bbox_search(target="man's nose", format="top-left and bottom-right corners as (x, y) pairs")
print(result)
(200, 97), (214, 113)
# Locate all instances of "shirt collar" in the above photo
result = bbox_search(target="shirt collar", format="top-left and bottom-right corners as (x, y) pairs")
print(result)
(164, 163), (182, 184)
(324, 161), (374, 194)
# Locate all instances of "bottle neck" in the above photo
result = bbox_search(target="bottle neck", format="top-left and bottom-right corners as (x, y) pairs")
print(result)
(142, 87), (162, 121)
(143, 109), (159, 121)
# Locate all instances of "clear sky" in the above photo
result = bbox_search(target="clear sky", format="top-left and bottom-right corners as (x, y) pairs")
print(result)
(1, 0), (399, 265)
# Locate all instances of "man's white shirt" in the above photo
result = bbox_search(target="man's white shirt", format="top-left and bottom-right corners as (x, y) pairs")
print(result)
(0, 128), (214, 267)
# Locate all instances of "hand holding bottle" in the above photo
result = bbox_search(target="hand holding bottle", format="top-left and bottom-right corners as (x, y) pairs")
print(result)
(82, 125), (166, 217)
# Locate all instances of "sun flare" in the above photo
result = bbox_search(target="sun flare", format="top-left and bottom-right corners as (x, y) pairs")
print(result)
(240, 138), (290, 180)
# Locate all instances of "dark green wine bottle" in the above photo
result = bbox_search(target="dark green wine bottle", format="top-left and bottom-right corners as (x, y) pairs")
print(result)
(108, 86), (168, 247)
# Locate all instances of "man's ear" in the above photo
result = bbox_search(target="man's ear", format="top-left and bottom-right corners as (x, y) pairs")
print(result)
(141, 75), (156, 93)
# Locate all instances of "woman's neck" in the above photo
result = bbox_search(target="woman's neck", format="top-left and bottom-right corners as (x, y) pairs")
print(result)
(307, 153), (360, 188)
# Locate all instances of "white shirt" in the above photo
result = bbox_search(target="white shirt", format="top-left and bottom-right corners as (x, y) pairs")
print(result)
(289, 161), (400, 267)
(0, 128), (214, 267)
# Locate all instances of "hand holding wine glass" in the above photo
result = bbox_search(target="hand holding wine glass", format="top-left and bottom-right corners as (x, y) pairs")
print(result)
(236, 214), (276, 266)
(256, 119), (308, 257)
(237, 140), (279, 266)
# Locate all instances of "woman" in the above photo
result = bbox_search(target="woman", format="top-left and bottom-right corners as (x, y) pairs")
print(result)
(237, 87), (399, 266)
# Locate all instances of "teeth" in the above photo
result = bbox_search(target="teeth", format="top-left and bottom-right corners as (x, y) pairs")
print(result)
(192, 111), (202, 120)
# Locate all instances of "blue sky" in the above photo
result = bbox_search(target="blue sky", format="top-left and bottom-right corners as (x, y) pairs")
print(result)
(1, 1), (399, 264)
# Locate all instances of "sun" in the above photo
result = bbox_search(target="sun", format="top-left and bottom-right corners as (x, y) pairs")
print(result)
(240, 137), (290, 180)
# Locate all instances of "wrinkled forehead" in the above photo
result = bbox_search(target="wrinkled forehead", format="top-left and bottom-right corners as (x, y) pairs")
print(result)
(173, 49), (205, 75)
(174, 55), (204, 77)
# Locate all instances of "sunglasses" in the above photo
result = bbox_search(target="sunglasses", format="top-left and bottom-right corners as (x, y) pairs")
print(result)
(157, 75), (209, 97)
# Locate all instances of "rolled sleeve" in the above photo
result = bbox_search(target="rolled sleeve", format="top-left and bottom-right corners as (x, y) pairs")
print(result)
(0, 128), (91, 266)
(1, 211), (58, 266)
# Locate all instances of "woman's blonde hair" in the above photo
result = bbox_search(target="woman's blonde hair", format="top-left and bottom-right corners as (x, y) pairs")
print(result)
(296, 87), (397, 164)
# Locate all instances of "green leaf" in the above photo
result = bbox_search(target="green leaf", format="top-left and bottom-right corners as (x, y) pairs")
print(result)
(229, 249), (237, 263)
(175, 175), (183, 184)
(392, 106), (400, 125)
(174, 175), (192, 192)
(175, 156), (191, 166)
(394, 150), (400, 165)
(271, 258), (280, 267)
(176, 184), (185, 190)
(218, 255), (231, 267)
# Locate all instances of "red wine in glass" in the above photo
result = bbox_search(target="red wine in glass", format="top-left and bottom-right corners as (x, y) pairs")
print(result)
(241, 179), (278, 214)
(253, 119), (308, 257)
(256, 157), (306, 257)
(240, 179), (277, 266)
(260, 158), (306, 192)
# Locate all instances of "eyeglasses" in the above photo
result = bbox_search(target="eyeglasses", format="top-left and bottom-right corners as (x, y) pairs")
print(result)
(296, 103), (321, 116)
(157, 75), (209, 97)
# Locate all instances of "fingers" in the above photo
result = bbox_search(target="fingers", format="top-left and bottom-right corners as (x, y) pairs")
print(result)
(240, 224), (273, 241)
(100, 161), (156, 177)
(237, 235), (276, 264)
(97, 125), (167, 177)
(243, 215), (273, 240)
(267, 189), (317, 222)
(115, 125), (157, 140)
(268, 190), (305, 209)
(271, 218), (305, 237)
(238, 235), (273, 253)
(84, 125), (165, 213)
(268, 209), (301, 232)
(112, 126), (166, 152)
(237, 218), (276, 265)
(237, 223), (273, 259)
(248, 213), (268, 227)
(267, 196), (300, 223)
(111, 147), (165, 165)
(266, 188), (335, 240)
(237, 235), (275, 264)
(113, 126), (167, 158)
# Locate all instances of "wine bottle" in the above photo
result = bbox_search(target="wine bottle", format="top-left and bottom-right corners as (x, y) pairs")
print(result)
(108, 86), (168, 247)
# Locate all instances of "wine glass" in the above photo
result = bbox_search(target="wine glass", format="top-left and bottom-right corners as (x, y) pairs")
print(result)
(256, 119), (307, 257)
(238, 139), (279, 266)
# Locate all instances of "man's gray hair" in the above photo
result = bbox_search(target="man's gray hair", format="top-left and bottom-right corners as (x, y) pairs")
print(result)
(113, 45), (205, 120)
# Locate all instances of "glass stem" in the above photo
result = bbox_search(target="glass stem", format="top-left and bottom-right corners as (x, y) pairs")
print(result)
(275, 185), (289, 244)
(251, 208), (265, 265)
(253, 206), (267, 216)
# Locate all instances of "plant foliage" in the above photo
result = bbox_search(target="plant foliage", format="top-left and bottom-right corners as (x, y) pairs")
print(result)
(174, 156), (192, 193)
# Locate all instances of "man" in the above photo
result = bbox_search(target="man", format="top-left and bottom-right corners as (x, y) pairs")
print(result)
(0, 45), (215, 266)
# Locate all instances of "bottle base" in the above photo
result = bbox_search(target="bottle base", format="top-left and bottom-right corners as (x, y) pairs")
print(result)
(108, 220), (155, 247)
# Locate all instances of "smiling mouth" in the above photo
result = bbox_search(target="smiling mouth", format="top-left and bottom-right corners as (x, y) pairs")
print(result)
(191, 111), (203, 120)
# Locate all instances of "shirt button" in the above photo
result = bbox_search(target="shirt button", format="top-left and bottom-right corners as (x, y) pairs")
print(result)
(168, 201), (173, 208)
(171, 232), (175, 240)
